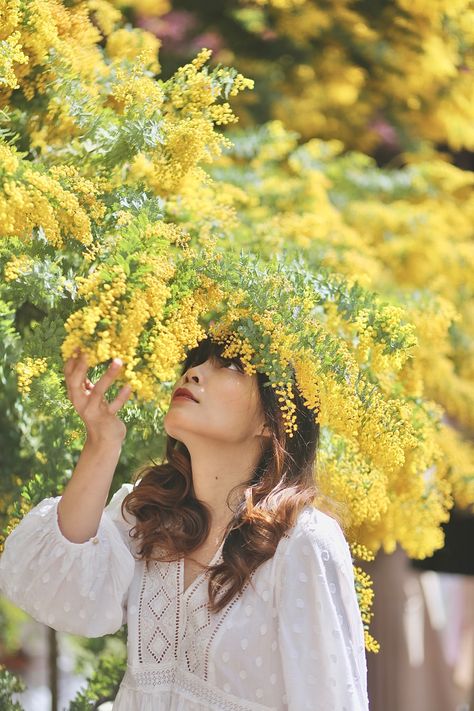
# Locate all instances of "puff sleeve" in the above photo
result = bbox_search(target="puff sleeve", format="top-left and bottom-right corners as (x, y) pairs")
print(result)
(275, 508), (369, 711)
(0, 483), (136, 638)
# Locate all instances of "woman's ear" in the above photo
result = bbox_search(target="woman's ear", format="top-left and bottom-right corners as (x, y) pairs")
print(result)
(260, 422), (272, 439)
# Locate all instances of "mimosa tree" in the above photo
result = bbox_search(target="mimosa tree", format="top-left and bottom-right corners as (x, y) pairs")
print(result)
(1, 0), (473, 706)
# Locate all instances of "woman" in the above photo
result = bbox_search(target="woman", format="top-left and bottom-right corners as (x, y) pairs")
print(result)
(0, 334), (369, 710)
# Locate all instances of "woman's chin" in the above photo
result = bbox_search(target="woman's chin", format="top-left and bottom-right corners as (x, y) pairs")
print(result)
(164, 412), (191, 440)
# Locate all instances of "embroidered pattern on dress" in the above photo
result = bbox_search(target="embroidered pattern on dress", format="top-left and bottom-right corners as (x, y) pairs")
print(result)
(138, 553), (226, 673)
(122, 665), (276, 711)
(137, 550), (257, 681)
(184, 598), (213, 674)
(138, 558), (181, 665)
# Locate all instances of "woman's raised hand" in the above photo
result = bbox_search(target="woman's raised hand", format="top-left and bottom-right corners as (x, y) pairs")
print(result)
(63, 350), (132, 444)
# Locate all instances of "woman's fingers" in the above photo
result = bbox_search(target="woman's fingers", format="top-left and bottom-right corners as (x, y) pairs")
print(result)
(89, 358), (123, 402)
(68, 352), (89, 391)
(63, 357), (76, 377)
(63, 352), (131, 418)
(64, 353), (88, 407)
(108, 384), (132, 415)
(63, 347), (82, 374)
(81, 378), (94, 395)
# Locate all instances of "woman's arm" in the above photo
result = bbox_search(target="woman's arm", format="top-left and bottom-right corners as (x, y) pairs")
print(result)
(0, 353), (135, 635)
(0, 482), (136, 636)
(57, 437), (123, 543)
(57, 351), (131, 543)
(275, 509), (369, 711)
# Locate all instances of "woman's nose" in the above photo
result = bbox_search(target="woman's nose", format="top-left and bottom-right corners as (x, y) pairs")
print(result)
(184, 366), (200, 383)
(185, 374), (199, 384)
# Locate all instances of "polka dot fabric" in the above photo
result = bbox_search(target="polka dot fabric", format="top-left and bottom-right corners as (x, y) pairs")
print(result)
(0, 484), (369, 710)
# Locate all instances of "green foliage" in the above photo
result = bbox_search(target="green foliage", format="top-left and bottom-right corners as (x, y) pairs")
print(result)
(67, 639), (127, 710)
(0, 665), (26, 711)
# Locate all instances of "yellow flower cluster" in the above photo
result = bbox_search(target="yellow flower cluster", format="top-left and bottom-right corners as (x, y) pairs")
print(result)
(87, 0), (122, 37)
(0, 144), (98, 247)
(0, 30), (28, 89)
(113, 51), (253, 197)
(15, 357), (48, 394)
(169, 49), (253, 119)
(48, 165), (107, 223)
(317, 436), (389, 531)
(169, 49), (222, 114)
(165, 170), (242, 247)
(204, 122), (473, 517)
(61, 253), (226, 402)
(153, 117), (230, 194)
(63, 258), (166, 388)
(208, 102), (239, 126)
(353, 565), (380, 653)
(350, 542), (375, 563)
(226, 0), (474, 154)
(106, 27), (161, 73)
(3, 254), (33, 281)
(208, 327), (257, 376)
(1, 0), (105, 103)
(3, 0), (471, 654)
(0, 497), (32, 555)
(109, 65), (164, 115)
(436, 423), (474, 511)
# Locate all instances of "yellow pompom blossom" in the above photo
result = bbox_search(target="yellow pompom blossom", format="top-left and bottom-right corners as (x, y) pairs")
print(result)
(60, 249), (224, 401)
(353, 565), (379, 653)
(86, 0), (122, 37)
(0, 498), (32, 555)
(140, 116), (232, 195)
(0, 30), (28, 89)
(0, 163), (95, 247)
(436, 423), (474, 511)
(106, 27), (161, 73)
(317, 436), (390, 531)
(199, 122), (474, 518)
(0, 0), (105, 105)
(184, 0), (474, 155)
(15, 357), (48, 394)
(108, 64), (164, 114)
(169, 51), (254, 116)
(3, 254), (33, 281)
(48, 165), (107, 223)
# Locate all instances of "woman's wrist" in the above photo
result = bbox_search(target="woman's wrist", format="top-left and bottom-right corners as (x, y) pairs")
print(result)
(85, 431), (125, 450)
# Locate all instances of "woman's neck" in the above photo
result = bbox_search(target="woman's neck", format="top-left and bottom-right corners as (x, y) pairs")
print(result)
(187, 437), (263, 531)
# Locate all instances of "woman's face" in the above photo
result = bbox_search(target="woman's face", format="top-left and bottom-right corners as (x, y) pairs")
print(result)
(164, 353), (268, 446)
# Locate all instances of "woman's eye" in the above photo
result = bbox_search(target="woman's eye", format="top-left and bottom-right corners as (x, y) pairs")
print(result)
(218, 357), (242, 371)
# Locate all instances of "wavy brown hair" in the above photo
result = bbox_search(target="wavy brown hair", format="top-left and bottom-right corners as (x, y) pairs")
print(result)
(122, 334), (323, 613)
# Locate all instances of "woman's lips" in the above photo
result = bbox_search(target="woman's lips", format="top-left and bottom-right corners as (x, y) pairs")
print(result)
(172, 395), (198, 402)
(173, 387), (199, 402)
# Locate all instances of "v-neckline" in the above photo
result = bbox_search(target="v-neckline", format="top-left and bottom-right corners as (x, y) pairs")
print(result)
(180, 541), (224, 599)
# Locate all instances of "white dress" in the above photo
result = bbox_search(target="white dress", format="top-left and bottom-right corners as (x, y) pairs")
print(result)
(0, 483), (369, 711)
